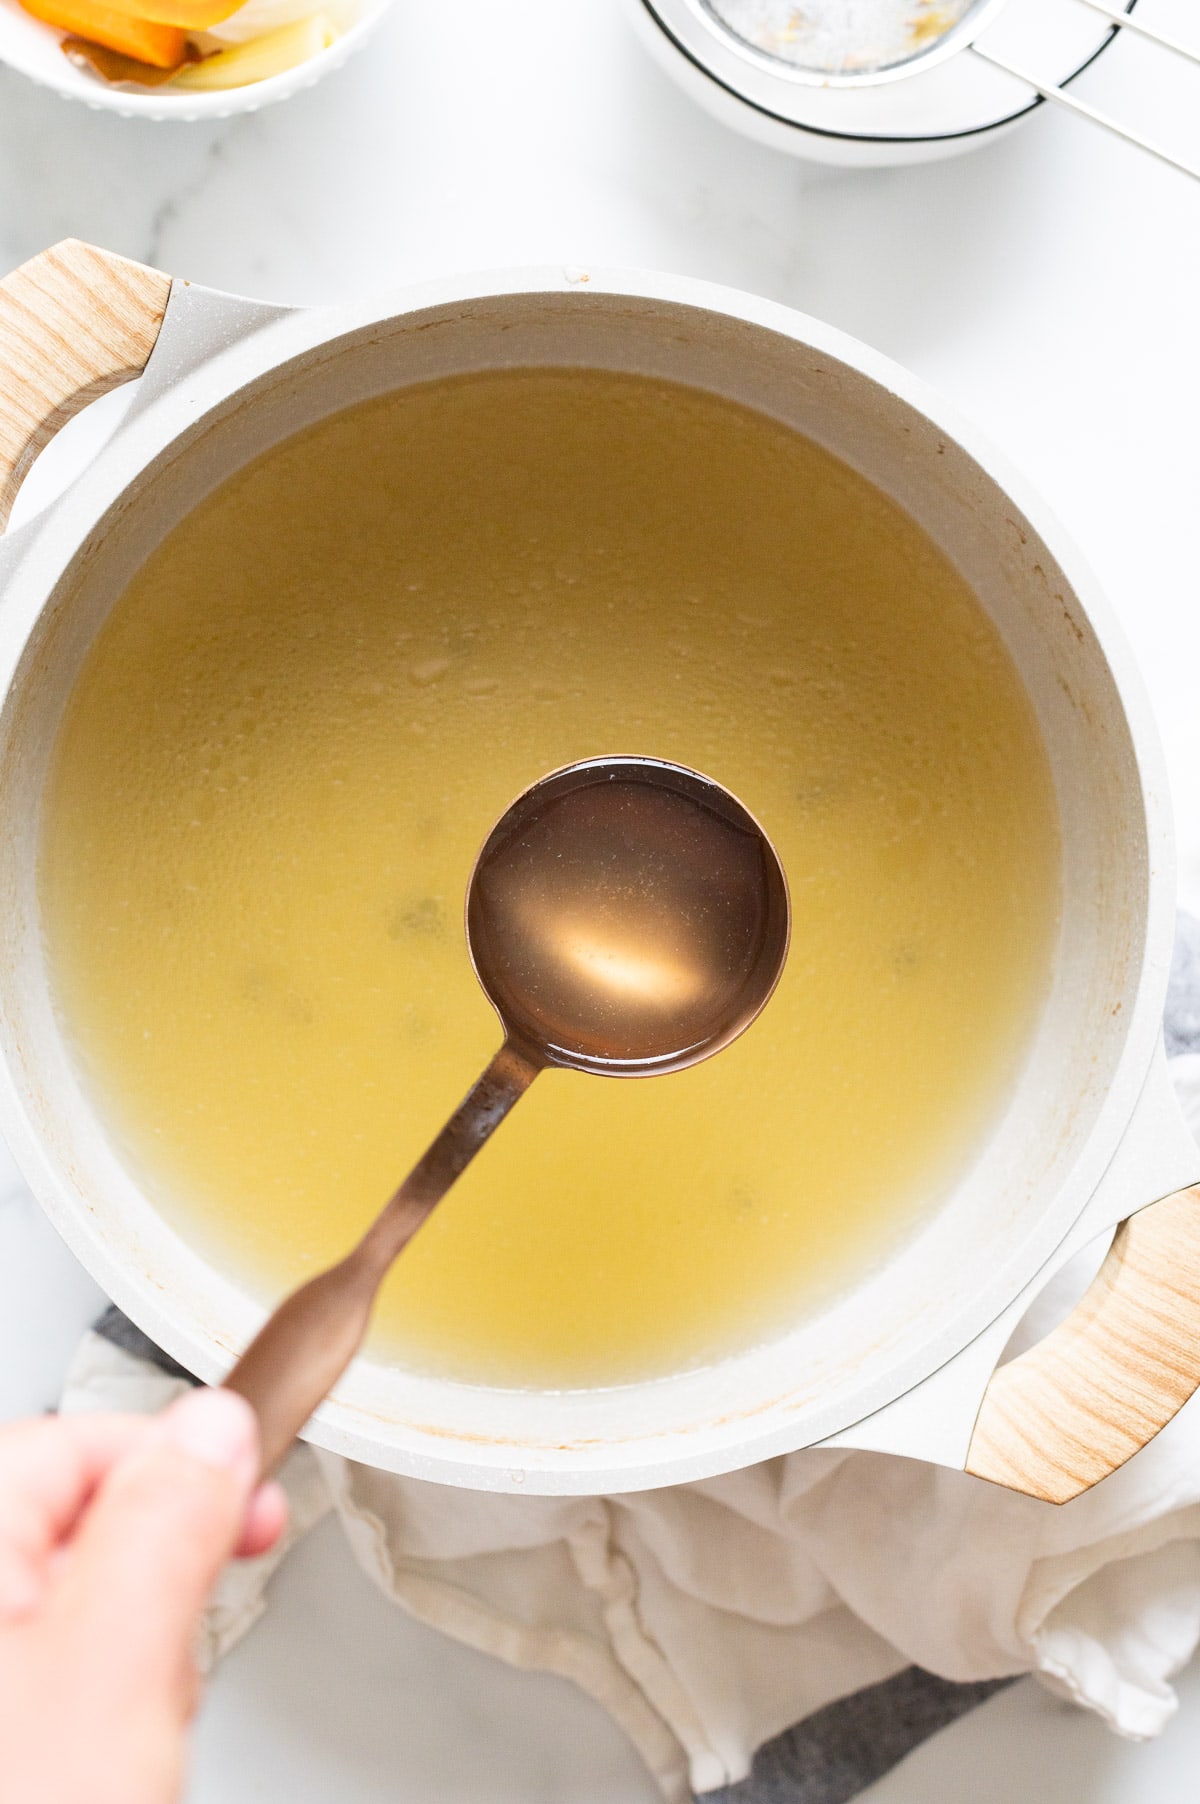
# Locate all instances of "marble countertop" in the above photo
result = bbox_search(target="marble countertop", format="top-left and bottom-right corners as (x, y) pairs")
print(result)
(2, 2), (1200, 1798)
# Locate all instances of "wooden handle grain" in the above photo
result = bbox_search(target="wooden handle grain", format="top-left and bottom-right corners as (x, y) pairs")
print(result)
(966, 1185), (1200, 1503)
(0, 238), (171, 532)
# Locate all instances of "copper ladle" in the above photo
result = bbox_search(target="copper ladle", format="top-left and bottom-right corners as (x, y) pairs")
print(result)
(225, 756), (790, 1473)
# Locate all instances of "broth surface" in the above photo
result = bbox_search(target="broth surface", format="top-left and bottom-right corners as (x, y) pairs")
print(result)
(40, 370), (1060, 1386)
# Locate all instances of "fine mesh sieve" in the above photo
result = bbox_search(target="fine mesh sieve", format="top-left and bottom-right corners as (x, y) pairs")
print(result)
(700, 0), (1005, 83)
(665, 0), (1200, 177)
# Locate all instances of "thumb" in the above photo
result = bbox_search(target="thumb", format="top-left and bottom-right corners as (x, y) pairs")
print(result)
(64, 1387), (259, 1689)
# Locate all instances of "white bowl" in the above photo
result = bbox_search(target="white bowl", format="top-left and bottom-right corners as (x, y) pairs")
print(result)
(626, 0), (1132, 166)
(0, 0), (388, 119)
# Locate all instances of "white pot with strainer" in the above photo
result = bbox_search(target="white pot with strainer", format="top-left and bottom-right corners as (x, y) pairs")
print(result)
(0, 241), (1199, 1503)
(628, 0), (1200, 175)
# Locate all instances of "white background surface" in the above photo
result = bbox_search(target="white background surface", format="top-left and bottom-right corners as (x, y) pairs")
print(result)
(2, 1), (1200, 1798)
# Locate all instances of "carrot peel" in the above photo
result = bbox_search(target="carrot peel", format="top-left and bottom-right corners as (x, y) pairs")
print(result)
(20, 0), (185, 66)
(102, 0), (246, 33)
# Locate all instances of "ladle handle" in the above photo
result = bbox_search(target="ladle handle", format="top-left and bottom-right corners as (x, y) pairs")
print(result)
(0, 239), (171, 531)
(225, 1038), (541, 1476)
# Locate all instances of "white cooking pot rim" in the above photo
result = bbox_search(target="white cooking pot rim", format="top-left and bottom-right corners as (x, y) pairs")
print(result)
(0, 263), (1178, 1491)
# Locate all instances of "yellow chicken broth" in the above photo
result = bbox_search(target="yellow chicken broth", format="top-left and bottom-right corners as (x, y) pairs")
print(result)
(39, 370), (1060, 1386)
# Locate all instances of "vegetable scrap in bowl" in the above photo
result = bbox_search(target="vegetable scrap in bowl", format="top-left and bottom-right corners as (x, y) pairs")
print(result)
(18, 0), (350, 89)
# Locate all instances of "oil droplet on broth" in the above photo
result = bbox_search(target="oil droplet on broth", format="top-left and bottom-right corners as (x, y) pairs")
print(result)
(38, 369), (1060, 1388)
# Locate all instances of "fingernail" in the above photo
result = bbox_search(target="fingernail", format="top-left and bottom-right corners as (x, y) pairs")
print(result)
(155, 1387), (258, 1480)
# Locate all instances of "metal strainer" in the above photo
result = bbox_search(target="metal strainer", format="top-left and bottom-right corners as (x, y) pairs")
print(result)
(661, 0), (1200, 177)
(701, 0), (1006, 83)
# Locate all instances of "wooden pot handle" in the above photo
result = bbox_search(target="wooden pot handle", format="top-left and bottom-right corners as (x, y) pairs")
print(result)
(0, 238), (172, 533)
(966, 1185), (1200, 1503)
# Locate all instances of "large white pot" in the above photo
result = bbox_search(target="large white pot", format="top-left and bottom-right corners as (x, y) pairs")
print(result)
(1, 242), (1197, 1502)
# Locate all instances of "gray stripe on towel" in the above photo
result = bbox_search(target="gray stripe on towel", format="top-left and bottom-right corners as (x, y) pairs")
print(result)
(1167, 911), (1200, 1058)
(93, 1303), (196, 1384)
(699, 1669), (1017, 1802)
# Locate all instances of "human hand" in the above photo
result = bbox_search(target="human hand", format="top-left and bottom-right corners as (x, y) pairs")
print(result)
(0, 1388), (287, 1804)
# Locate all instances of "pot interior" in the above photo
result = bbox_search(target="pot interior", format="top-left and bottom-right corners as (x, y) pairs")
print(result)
(0, 287), (1154, 1487)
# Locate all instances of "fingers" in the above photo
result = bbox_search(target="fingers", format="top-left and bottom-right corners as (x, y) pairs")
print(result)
(0, 1396), (286, 1633)
(235, 1479), (288, 1560)
(0, 1414), (150, 1621)
(59, 1388), (262, 1692)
